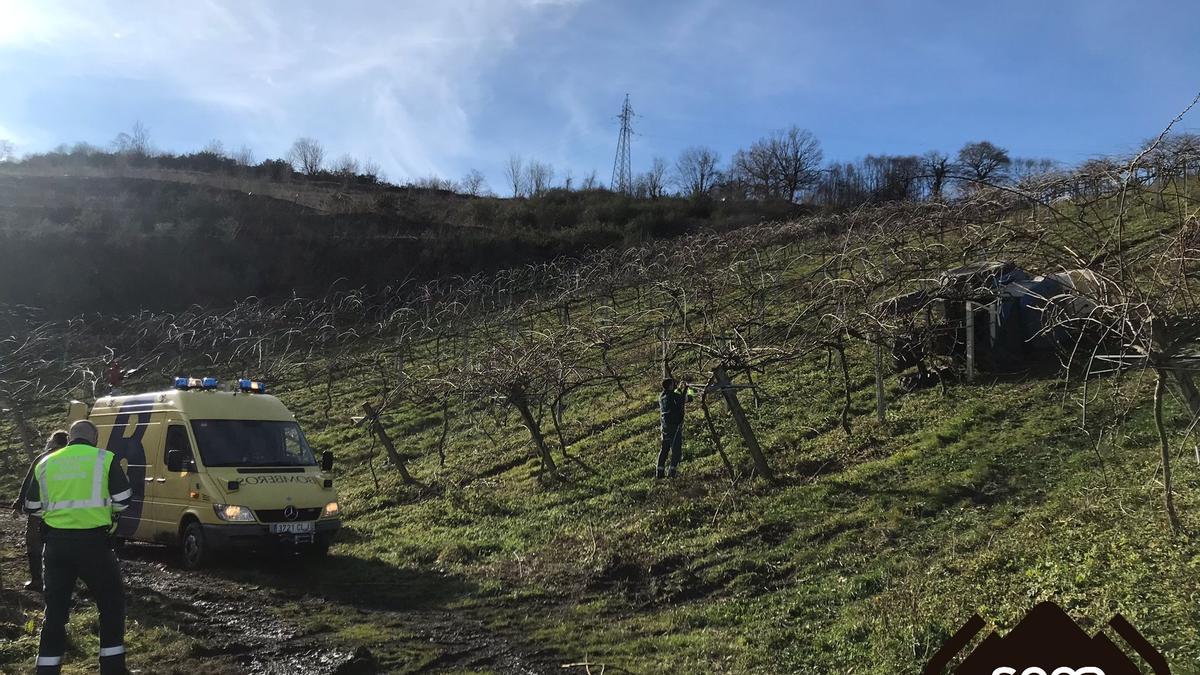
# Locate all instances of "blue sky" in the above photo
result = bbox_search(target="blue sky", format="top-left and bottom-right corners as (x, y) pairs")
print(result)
(1, 0), (1198, 191)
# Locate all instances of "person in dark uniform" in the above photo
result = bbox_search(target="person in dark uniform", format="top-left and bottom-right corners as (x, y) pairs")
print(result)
(657, 378), (690, 478)
(23, 419), (132, 675)
(9, 429), (69, 592)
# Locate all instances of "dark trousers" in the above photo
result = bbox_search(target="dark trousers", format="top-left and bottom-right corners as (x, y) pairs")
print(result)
(25, 516), (43, 586)
(658, 423), (683, 469)
(38, 529), (126, 675)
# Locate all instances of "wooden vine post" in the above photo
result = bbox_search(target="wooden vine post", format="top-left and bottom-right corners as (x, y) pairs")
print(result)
(699, 394), (737, 482)
(713, 366), (774, 482)
(875, 337), (886, 423)
(361, 402), (418, 485)
(964, 301), (976, 383)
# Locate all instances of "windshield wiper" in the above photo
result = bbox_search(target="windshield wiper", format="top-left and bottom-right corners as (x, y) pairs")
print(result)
(240, 462), (313, 467)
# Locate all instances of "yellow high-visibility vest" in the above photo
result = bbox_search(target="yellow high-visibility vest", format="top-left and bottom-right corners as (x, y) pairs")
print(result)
(35, 444), (120, 529)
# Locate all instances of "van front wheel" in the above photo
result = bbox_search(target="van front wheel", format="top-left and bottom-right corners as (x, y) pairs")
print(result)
(181, 522), (211, 570)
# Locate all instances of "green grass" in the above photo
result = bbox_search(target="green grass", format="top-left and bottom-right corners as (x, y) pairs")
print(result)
(5, 191), (1200, 672)
(275, 341), (1200, 672)
(6, 327), (1200, 673)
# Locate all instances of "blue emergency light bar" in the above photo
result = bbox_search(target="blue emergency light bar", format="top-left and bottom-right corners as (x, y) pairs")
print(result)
(238, 379), (267, 394)
(173, 376), (220, 390)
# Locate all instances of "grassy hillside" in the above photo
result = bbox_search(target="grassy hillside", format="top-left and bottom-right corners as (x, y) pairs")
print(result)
(4, 320), (1198, 672)
(0, 164), (798, 315)
(3, 184), (1200, 673)
(274, 281), (1200, 671)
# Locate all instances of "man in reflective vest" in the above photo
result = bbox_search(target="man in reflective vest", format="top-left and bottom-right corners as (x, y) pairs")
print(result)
(23, 419), (133, 675)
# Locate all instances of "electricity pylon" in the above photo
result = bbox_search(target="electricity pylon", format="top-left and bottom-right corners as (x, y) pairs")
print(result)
(610, 94), (633, 194)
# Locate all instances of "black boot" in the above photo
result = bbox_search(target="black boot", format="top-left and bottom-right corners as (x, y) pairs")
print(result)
(24, 579), (42, 593)
(654, 466), (665, 479)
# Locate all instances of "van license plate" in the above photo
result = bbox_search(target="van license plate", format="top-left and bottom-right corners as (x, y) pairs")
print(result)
(270, 522), (314, 534)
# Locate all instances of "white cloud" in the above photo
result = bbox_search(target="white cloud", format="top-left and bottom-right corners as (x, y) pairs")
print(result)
(0, 0), (581, 178)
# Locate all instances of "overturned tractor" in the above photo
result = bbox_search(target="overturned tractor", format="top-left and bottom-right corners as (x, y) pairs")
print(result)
(878, 261), (1107, 389)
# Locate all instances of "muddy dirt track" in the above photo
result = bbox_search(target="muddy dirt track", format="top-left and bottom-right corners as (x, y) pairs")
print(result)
(1, 517), (563, 674)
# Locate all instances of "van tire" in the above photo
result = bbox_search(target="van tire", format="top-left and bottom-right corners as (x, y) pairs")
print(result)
(180, 522), (211, 570)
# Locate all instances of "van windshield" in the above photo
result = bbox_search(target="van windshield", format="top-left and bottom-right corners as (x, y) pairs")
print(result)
(190, 420), (317, 468)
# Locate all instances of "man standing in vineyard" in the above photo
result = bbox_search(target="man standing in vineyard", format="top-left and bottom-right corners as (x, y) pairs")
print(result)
(24, 419), (132, 675)
(657, 378), (690, 478)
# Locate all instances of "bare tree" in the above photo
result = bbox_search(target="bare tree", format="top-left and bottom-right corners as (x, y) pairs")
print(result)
(461, 169), (488, 196)
(112, 121), (154, 158)
(331, 153), (360, 178)
(412, 175), (458, 191)
(816, 155), (925, 207)
(287, 137), (325, 175)
(772, 126), (824, 202)
(643, 157), (669, 199)
(232, 145), (256, 167)
(957, 141), (1011, 183)
(505, 154), (526, 197)
(131, 122), (153, 156)
(363, 158), (384, 183)
(447, 329), (570, 476)
(200, 139), (225, 157)
(731, 127), (823, 201)
(580, 169), (599, 191)
(674, 146), (721, 197)
(731, 141), (776, 199)
(814, 161), (866, 208)
(921, 151), (953, 200)
(1010, 157), (1059, 184)
(69, 142), (100, 157)
(526, 159), (555, 197)
(862, 154), (922, 202)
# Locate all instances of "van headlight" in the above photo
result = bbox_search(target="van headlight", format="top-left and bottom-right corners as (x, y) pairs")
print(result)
(322, 501), (340, 518)
(213, 504), (256, 522)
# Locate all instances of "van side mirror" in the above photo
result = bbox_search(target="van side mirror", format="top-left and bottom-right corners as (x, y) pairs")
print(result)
(68, 400), (89, 424)
(321, 450), (334, 472)
(166, 449), (186, 472)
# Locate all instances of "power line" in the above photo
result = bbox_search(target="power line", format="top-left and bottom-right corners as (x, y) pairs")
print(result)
(610, 94), (633, 194)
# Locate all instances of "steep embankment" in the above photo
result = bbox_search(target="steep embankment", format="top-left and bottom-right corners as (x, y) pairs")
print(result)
(0, 167), (792, 316)
(0, 172), (535, 314)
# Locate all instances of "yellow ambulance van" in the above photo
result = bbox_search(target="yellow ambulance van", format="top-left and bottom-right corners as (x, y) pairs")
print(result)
(69, 377), (340, 569)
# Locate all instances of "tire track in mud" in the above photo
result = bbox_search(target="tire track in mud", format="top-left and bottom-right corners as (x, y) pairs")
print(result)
(2, 518), (557, 674)
(118, 545), (556, 674)
(120, 555), (341, 674)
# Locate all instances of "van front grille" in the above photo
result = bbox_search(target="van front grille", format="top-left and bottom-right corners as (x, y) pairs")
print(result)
(256, 508), (321, 522)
